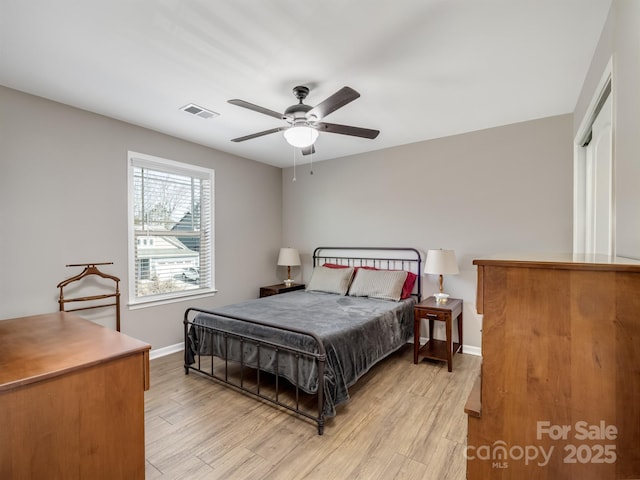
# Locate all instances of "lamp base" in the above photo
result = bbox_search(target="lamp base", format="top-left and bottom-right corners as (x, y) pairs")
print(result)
(283, 279), (294, 287)
(434, 292), (450, 303)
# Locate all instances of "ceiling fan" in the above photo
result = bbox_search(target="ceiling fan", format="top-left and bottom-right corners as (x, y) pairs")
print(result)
(228, 86), (380, 155)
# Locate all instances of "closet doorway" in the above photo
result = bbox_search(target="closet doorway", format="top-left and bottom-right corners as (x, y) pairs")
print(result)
(574, 61), (614, 256)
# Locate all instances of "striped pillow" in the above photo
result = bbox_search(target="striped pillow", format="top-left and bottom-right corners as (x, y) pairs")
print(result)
(348, 268), (408, 302)
(306, 266), (355, 295)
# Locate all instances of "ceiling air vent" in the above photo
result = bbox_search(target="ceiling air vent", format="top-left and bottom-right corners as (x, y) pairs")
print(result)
(180, 103), (219, 119)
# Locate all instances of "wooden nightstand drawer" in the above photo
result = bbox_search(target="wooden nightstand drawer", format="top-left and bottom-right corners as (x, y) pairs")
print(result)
(417, 309), (448, 322)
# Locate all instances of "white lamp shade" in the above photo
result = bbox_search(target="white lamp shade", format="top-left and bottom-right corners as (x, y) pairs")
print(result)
(424, 249), (459, 275)
(277, 248), (301, 266)
(283, 126), (318, 148)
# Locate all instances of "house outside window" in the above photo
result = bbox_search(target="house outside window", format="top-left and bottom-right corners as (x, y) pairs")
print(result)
(127, 151), (215, 306)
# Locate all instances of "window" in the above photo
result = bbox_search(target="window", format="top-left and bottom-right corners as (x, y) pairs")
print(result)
(128, 152), (215, 306)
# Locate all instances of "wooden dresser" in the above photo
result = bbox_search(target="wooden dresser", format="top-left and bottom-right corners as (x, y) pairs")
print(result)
(466, 255), (640, 479)
(0, 312), (151, 479)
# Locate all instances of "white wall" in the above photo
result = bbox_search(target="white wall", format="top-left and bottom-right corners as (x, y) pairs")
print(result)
(0, 86), (574, 355)
(282, 114), (575, 350)
(0, 86), (284, 351)
(574, 0), (640, 260)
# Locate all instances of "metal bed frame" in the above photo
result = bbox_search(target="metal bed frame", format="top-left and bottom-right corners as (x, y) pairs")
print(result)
(183, 246), (422, 435)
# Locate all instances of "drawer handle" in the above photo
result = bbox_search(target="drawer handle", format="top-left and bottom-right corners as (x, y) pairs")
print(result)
(426, 313), (439, 319)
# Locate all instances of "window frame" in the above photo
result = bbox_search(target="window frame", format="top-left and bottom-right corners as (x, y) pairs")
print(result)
(127, 151), (216, 308)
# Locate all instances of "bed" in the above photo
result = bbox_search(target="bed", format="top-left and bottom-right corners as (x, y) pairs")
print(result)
(184, 247), (422, 434)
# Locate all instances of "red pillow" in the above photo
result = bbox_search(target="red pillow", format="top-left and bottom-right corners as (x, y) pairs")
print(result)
(324, 263), (375, 276)
(401, 271), (417, 299)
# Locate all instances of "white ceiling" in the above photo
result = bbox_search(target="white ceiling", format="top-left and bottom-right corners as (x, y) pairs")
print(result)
(0, 0), (612, 168)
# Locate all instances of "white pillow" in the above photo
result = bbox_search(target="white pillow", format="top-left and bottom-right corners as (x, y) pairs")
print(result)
(306, 266), (355, 295)
(348, 268), (408, 302)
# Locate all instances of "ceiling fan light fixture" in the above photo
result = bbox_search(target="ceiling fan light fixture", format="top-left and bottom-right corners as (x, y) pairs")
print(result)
(229, 85), (378, 154)
(284, 125), (318, 148)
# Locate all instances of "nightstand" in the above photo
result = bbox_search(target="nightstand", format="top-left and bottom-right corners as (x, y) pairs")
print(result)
(413, 296), (463, 372)
(259, 283), (305, 298)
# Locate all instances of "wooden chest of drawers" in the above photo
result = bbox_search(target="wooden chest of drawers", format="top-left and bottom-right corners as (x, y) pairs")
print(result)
(466, 255), (640, 479)
(0, 312), (151, 479)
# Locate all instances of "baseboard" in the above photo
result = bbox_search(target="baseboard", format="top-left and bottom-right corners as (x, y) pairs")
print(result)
(417, 336), (482, 357)
(150, 342), (184, 360)
(462, 344), (482, 356)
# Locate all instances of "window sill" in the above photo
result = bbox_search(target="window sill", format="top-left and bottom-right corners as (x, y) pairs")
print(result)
(128, 289), (217, 310)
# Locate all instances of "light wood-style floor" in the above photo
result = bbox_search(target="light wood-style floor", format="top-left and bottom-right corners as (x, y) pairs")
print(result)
(145, 346), (481, 480)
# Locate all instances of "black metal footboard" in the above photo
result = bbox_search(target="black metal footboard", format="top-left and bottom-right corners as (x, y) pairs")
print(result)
(183, 307), (327, 435)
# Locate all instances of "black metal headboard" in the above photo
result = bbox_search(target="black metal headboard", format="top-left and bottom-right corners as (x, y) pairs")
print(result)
(312, 247), (423, 299)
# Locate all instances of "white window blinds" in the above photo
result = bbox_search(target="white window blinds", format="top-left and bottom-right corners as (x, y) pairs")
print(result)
(128, 152), (214, 305)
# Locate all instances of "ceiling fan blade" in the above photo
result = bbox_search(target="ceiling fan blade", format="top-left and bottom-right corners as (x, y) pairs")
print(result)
(231, 127), (285, 142)
(306, 87), (360, 120)
(316, 122), (379, 139)
(228, 99), (284, 120)
(301, 145), (316, 156)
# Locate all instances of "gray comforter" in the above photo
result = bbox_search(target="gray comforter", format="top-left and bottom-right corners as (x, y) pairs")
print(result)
(186, 290), (415, 417)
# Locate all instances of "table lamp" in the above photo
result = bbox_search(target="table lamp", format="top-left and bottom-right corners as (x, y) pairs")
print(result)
(278, 247), (301, 287)
(424, 249), (459, 302)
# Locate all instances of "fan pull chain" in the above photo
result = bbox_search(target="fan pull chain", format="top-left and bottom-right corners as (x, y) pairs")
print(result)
(310, 148), (314, 175)
(292, 147), (297, 182)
